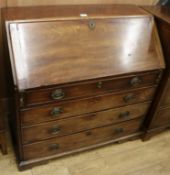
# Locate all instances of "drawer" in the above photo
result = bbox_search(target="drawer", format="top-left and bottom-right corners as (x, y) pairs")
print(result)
(21, 87), (156, 125)
(160, 82), (170, 107)
(22, 102), (150, 144)
(150, 107), (170, 129)
(23, 118), (143, 160)
(24, 71), (160, 106)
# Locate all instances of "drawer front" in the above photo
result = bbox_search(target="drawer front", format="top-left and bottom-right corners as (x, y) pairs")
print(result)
(160, 82), (170, 107)
(151, 107), (170, 129)
(25, 71), (160, 106)
(21, 87), (156, 126)
(22, 102), (150, 144)
(23, 118), (143, 160)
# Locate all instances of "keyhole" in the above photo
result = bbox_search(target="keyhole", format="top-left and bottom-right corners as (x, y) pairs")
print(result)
(88, 20), (95, 30)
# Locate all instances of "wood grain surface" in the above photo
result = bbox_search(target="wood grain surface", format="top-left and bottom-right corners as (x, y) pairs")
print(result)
(0, 0), (159, 104)
(21, 102), (150, 144)
(150, 107), (170, 128)
(6, 0), (159, 7)
(143, 6), (170, 25)
(23, 118), (143, 160)
(0, 0), (7, 98)
(0, 128), (170, 175)
(142, 6), (170, 139)
(4, 5), (163, 168)
(6, 5), (164, 90)
(20, 87), (156, 125)
(24, 71), (160, 107)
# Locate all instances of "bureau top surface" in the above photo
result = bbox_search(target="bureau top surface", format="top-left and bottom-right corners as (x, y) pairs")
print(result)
(4, 5), (165, 90)
(143, 6), (170, 24)
(3, 5), (150, 20)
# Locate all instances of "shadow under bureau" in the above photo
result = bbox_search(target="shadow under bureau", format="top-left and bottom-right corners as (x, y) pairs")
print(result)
(2, 5), (165, 169)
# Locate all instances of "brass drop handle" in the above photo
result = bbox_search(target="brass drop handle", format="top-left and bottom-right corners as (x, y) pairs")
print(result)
(123, 93), (136, 103)
(88, 20), (96, 30)
(51, 107), (62, 117)
(130, 77), (142, 87)
(51, 89), (65, 100)
(119, 111), (130, 119)
(49, 126), (61, 135)
(49, 143), (59, 150)
(114, 128), (124, 134)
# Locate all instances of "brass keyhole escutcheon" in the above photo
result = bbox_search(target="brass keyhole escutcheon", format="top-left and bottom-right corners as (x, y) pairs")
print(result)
(114, 128), (124, 134)
(119, 111), (130, 119)
(88, 20), (96, 30)
(51, 107), (63, 118)
(50, 126), (61, 135)
(97, 82), (103, 89)
(49, 143), (60, 150)
(123, 93), (136, 103)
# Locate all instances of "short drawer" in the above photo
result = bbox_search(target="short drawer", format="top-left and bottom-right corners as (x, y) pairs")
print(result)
(150, 107), (170, 129)
(24, 71), (160, 106)
(23, 118), (143, 160)
(20, 87), (156, 126)
(21, 102), (150, 144)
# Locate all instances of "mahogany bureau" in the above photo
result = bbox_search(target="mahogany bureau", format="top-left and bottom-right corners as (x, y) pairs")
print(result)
(2, 5), (165, 169)
(142, 6), (170, 140)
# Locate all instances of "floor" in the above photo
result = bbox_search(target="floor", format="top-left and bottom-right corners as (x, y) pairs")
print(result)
(0, 130), (170, 175)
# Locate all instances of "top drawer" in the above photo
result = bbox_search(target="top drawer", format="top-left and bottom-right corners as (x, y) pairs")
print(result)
(23, 71), (161, 107)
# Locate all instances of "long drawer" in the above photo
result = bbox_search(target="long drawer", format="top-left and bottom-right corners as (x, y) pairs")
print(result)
(21, 87), (156, 126)
(150, 107), (170, 128)
(23, 118), (143, 160)
(24, 71), (160, 106)
(21, 102), (150, 144)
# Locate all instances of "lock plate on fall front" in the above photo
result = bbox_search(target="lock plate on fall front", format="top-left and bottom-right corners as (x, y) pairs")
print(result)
(88, 20), (96, 30)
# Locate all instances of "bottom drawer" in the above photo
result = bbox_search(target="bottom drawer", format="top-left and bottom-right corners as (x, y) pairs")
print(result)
(23, 118), (143, 160)
(151, 107), (170, 128)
